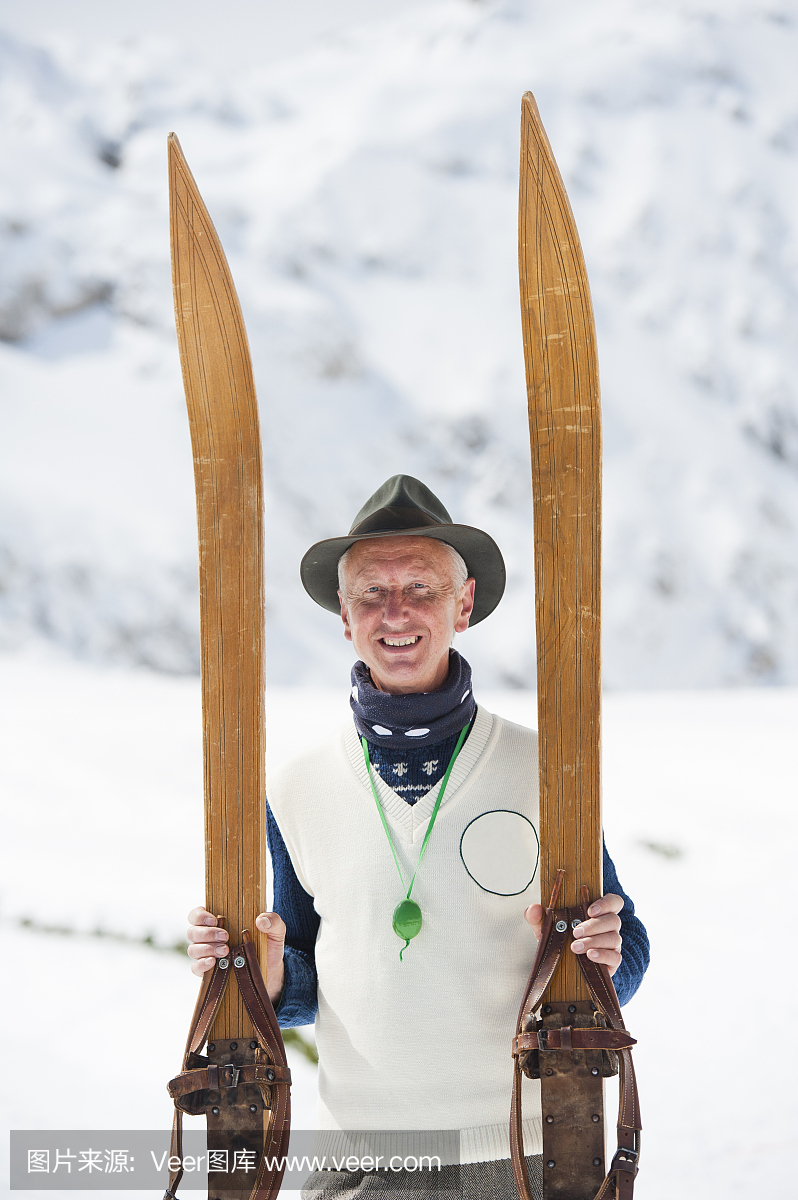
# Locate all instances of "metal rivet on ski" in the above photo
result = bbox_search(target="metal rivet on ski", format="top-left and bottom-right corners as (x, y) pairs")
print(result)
(234, 955), (246, 968)
(545, 1115), (554, 1124)
(208, 1043), (215, 1052)
(218, 958), (229, 969)
(555, 919), (567, 932)
(593, 1158), (602, 1167)
(266, 1069), (275, 1081)
(591, 1067), (599, 1076)
(230, 1042), (237, 1051)
(592, 1114), (600, 1123)
(543, 1004), (552, 1014)
(546, 1160), (556, 1169)
(250, 1104), (258, 1113)
(250, 1040), (258, 1050)
(568, 1004), (576, 1013)
(211, 1107), (219, 1115)
(545, 1068), (554, 1076)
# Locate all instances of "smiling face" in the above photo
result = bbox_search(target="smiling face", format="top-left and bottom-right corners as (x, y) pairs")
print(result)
(338, 536), (476, 695)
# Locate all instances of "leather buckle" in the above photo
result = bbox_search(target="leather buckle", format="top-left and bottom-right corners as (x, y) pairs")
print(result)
(611, 1147), (639, 1174)
(220, 1063), (240, 1088)
(537, 1025), (575, 1051)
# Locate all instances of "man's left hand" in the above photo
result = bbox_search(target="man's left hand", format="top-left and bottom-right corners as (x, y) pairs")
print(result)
(523, 894), (623, 976)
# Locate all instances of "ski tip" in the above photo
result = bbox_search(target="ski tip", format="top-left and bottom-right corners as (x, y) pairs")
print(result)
(521, 91), (541, 122)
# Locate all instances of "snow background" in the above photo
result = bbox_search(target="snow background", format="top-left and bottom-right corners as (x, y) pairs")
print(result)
(0, 0), (797, 686)
(1, 1), (797, 1197)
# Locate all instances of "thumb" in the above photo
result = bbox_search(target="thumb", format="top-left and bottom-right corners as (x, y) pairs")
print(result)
(524, 903), (544, 941)
(255, 912), (286, 943)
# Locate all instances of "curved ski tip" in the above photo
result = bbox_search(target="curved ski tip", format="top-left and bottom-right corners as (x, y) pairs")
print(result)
(167, 131), (183, 156)
(521, 91), (542, 121)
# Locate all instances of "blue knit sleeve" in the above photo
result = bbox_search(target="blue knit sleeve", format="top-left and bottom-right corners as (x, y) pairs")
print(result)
(602, 839), (650, 1007)
(266, 801), (319, 1028)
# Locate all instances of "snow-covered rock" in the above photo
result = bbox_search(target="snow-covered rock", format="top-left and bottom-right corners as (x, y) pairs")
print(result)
(1, 0), (797, 686)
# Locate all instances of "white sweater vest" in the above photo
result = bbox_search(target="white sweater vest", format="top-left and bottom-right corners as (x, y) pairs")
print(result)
(267, 706), (543, 1163)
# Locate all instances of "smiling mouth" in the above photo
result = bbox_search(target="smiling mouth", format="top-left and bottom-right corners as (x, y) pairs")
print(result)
(380, 636), (420, 647)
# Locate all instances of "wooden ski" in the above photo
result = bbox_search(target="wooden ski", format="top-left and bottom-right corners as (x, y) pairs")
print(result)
(164, 134), (291, 1200)
(519, 95), (602, 991)
(511, 93), (640, 1200)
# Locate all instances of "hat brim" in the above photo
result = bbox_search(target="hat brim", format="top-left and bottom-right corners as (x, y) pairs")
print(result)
(300, 524), (506, 625)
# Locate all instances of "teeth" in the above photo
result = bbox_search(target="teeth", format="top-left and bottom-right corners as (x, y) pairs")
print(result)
(383, 636), (419, 646)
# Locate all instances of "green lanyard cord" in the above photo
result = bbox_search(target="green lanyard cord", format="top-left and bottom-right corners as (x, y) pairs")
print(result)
(362, 720), (469, 905)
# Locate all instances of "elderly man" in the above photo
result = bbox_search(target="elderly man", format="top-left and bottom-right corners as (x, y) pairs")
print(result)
(187, 475), (649, 1200)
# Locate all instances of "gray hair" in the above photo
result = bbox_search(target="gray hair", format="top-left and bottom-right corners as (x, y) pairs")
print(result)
(337, 539), (469, 600)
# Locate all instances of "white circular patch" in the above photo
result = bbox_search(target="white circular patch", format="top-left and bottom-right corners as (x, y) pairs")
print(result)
(372, 724), (392, 737)
(405, 727), (430, 738)
(459, 810), (539, 896)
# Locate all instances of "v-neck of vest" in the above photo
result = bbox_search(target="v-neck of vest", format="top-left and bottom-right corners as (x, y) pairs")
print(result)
(345, 705), (495, 840)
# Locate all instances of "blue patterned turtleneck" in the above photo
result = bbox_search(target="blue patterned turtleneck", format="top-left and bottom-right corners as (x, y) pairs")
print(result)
(368, 727), (471, 804)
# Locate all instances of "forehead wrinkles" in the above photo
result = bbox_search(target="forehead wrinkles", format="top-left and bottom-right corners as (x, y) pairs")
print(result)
(350, 557), (449, 586)
(345, 541), (453, 589)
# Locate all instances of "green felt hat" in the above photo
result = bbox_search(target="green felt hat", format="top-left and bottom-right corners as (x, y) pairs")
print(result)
(300, 474), (506, 625)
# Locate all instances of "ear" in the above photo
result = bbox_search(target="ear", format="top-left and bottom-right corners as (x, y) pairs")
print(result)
(454, 578), (476, 634)
(338, 590), (353, 643)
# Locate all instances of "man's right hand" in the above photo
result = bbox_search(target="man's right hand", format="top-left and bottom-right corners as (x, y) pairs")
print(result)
(186, 908), (286, 1005)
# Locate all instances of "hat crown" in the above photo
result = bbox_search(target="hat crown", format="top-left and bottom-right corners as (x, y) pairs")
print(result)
(349, 475), (453, 536)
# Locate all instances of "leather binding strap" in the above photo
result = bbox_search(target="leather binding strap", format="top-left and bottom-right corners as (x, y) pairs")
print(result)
(164, 931), (292, 1200)
(511, 874), (641, 1200)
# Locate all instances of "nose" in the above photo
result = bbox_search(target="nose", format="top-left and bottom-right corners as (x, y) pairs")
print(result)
(383, 587), (410, 625)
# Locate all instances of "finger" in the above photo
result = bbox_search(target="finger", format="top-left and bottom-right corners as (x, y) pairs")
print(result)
(586, 894), (624, 918)
(570, 932), (622, 955)
(523, 903), (544, 939)
(572, 914), (621, 940)
(585, 947), (621, 975)
(190, 956), (217, 977)
(186, 924), (229, 945)
(187, 941), (229, 960)
(187, 907), (217, 927)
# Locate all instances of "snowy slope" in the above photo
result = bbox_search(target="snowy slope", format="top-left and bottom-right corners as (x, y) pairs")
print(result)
(0, 0), (797, 687)
(1, 653), (796, 1197)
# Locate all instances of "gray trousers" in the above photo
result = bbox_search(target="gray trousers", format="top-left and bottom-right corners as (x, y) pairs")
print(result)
(300, 1154), (543, 1199)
